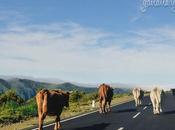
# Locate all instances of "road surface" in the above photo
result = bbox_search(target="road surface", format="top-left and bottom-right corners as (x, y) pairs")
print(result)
(32, 93), (175, 130)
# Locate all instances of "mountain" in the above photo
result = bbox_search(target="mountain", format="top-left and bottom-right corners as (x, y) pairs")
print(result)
(52, 82), (97, 93)
(0, 75), (64, 84)
(0, 77), (131, 100)
(0, 78), (47, 100)
(0, 78), (98, 100)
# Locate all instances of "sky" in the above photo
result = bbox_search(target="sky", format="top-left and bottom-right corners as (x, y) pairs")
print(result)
(0, 0), (175, 85)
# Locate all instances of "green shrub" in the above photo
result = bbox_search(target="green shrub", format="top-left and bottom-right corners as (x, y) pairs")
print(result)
(0, 97), (37, 124)
(0, 108), (22, 124)
(0, 90), (24, 105)
(69, 90), (84, 102)
(17, 101), (37, 117)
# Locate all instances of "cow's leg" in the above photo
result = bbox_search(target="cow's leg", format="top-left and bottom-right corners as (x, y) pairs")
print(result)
(137, 98), (139, 106)
(137, 98), (140, 106)
(156, 102), (162, 114)
(156, 102), (160, 114)
(38, 114), (42, 130)
(159, 102), (162, 113)
(102, 99), (106, 113)
(134, 98), (137, 107)
(39, 112), (47, 130)
(139, 98), (142, 105)
(37, 108), (43, 130)
(107, 100), (111, 112)
(36, 92), (44, 130)
(136, 98), (138, 107)
(154, 103), (157, 114)
(150, 96), (156, 114)
(99, 98), (103, 113)
(160, 106), (162, 113)
(140, 99), (141, 105)
(106, 101), (109, 112)
(54, 116), (61, 130)
(154, 103), (158, 114)
(138, 99), (140, 106)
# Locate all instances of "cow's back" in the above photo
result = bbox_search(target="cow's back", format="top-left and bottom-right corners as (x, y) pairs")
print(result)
(98, 84), (108, 100)
(36, 89), (48, 115)
(107, 86), (113, 101)
(133, 88), (140, 98)
(36, 89), (68, 116)
(98, 84), (113, 101)
(150, 88), (160, 103)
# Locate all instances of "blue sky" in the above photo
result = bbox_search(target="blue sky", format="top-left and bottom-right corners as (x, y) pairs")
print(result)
(0, 0), (175, 85)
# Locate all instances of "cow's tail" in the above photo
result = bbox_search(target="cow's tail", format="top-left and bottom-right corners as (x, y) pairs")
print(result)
(154, 91), (160, 106)
(36, 89), (48, 116)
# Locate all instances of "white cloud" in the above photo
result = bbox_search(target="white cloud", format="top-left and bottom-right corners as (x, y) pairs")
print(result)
(0, 22), (175, 85)
(0, 10), (28, 25)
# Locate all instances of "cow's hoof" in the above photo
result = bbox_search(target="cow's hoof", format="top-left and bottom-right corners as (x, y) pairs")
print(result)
(154, 111), (160, 115)
(54, 128), (62, 130)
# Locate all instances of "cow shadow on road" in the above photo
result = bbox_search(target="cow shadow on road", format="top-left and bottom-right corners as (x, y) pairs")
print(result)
(112, 108), (137, 113)
(140, 104), (152, 107)
(71, 123), (110, 130)
(162, 110), (175, 115)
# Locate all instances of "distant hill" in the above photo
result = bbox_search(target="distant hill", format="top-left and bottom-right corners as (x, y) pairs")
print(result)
(0, 78), (47, 100)
(52, 82), (97, 93)
(0, 78), (98, 100)
(0, 77), (131, 100)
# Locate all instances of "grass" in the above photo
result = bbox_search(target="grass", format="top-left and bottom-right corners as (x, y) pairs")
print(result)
(0, 93), (133, 130)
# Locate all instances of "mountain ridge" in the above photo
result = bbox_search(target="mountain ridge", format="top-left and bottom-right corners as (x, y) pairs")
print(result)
(0, 76), (131, 100)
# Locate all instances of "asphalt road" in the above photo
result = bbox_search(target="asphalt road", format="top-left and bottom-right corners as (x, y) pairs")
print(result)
(33, 93), (175, 130)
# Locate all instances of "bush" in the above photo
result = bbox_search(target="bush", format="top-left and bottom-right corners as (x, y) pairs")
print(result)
(80, 92), (98, 102)
(0, 108), (22, 124)
(0, 97), (37, 124)
(0, 90), (24, 105)
(17, 98), (37, 117)
(69, 90), (84, 102)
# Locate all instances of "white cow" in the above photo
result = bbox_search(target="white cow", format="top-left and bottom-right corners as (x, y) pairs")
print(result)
(132, 88), (144, 107)
(150, 87), (164, 114)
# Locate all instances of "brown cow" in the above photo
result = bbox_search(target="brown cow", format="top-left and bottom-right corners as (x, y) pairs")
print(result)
(98, 83), (113, 113)
(36, 89), (70, 130)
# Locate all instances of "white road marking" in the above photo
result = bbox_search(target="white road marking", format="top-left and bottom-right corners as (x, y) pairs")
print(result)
(118, 127), (124, 130)
(31, 111), (98, 130)
(133, 112), (141, 119)
(32, 100), (133, 130)
(143, 106), (147, 110)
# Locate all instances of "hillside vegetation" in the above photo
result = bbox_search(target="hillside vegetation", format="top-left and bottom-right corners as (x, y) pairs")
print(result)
(0, 90), (98, 125)
(0, 90), (131, 130)
(0, 89), (132, 129)
(0, 78), (132, 129)
(0, 78), (130, 100)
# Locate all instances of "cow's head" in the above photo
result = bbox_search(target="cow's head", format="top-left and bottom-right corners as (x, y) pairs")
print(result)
(161, 89), (165, 97)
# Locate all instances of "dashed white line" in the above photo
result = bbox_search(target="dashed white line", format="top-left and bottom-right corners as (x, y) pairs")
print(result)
(133, 112), (141, 119)
(118, 127), (124, 130)
(143, 106), (147, 110)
